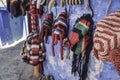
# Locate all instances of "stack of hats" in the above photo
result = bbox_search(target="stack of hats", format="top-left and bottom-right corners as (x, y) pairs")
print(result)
(93, 10), (120, 75)
(40, 12), (53, 43)
(70, 14), (93, 55)
(21, 31), (45, 66)
(52, 9), (68, 60)
(6, 0), (27, 17)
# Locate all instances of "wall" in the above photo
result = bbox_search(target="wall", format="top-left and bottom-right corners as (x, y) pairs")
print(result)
(43, 0), (120, 80)
(0, 8), (29, 49)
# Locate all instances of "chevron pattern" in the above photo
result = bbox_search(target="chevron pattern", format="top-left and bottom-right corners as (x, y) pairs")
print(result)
(93, 10), (120, 61)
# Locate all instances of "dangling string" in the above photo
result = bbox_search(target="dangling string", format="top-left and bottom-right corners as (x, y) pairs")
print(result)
(85, 0), (94, 17)
(105, 0), (112, 16)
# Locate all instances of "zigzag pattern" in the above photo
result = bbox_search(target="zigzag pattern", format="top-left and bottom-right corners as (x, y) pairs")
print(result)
(93, 10), (120, 61)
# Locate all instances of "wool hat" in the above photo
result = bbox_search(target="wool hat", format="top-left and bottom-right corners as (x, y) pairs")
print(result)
(52, 9), (68, 60)
(93, 10), (120, 61)
(70, 14), (93, 55)
(21, 31), (46, 66)
(40, 12), (53, 43)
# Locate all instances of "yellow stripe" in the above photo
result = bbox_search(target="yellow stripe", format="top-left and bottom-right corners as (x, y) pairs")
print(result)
(81, 38), (85, 51)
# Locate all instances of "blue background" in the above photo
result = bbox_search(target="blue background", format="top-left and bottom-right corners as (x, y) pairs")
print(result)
(43, 0), (120, 80)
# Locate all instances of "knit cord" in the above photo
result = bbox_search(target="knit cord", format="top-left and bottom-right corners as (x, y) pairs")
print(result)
(80, 20), (94, 80)
(105, 0), (112, 16)
(88, 0), (94, 17)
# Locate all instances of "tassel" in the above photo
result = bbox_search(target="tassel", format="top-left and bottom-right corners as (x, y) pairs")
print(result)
(105, 0), (112, 16)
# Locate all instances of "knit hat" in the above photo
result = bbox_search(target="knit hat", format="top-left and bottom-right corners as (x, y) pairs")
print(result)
(21, 31), (46, 66)
(70, 14), (93, 55)
(40, 12), (53, 43)
(52, 9), (68, 60)
(93, 10), (120, 61)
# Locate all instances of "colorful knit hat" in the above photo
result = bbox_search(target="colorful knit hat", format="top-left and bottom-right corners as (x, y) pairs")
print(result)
(93, 10), (120, 62)
(21, 31), (46, 66)
(69, 14), (93, 55)
(40, 12), (53, 43)
(52, 9), (68, 60)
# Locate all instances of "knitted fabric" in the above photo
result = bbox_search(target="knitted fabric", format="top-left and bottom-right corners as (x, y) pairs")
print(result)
(52, 10), (68, 60)
(21, 31), (45, 66)
(70, 14), (93, 55)
(7, 0), (26, 17)
(40, 12), (53, 43)
(93, 10), (120, 61)
(110, 48), (120, 75)
(70, 14), (93, 80)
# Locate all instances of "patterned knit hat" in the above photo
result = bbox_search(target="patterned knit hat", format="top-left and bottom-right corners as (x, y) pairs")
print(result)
(21, 31), (46, 66)
(40, 12), (53, 43)
(52, 9), (68, 60)
(69, 14), (93, 55)
(93, 10), (120, 61)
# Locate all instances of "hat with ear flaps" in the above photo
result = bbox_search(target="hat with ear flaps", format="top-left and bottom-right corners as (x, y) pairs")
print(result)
(70, 14), (93, 55)
(52, 9), (68, 60)
(93, 10), (120, 75)
(40, 12), (53, 43)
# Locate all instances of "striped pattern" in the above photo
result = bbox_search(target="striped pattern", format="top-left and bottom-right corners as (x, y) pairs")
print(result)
(93, 10), (120, 61)
(64, 0), (82, 5)
(21, 31), (45, 66)
(52, 10), (68, 60)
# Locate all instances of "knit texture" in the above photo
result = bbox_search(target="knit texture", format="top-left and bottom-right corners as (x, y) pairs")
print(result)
(93, 10), (120, 61)
(70, 14), (92, 55)
(40, 12), (53, 43)
(52, 10), (68, 60)
(110, 48), (120, 75)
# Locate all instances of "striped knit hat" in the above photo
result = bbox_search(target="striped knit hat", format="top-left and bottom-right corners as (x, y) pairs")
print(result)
(40, 12), (53, 43)
(52, 9), (68, 60)
(93, 10), (120, 62)
(70, 14), (93, 55)
(21, 31), (45, 66)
